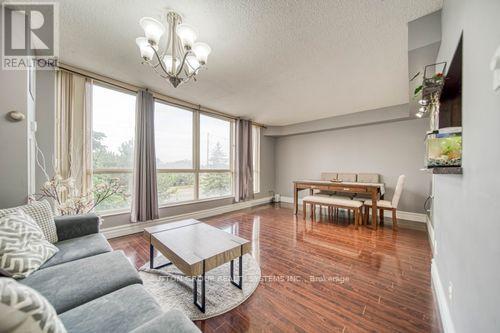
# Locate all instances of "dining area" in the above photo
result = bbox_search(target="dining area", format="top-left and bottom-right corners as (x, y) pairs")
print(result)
(293, 173), (406, 230)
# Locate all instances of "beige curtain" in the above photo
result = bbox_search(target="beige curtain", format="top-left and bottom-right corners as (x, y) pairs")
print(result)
(55, 70), (93, 196)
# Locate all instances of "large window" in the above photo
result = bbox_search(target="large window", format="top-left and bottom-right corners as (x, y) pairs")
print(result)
(199, 114), (232, 199)
(252, 125), (261, 193)
(92, 84), (136, 212)
(155, 102), (195, 204)
(154, 102), (234, 205)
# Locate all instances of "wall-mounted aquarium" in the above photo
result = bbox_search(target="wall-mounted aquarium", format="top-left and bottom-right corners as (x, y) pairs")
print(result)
(425, 128), (462, 168)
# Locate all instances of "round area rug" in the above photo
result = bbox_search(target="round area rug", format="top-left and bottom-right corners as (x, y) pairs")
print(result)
(139, 254), (261, 320)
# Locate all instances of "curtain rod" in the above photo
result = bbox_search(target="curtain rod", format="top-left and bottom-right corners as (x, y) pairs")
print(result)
(57, 63), (266, 128)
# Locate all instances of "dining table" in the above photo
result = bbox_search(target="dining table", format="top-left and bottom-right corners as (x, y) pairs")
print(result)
(293, 180), (386, 230)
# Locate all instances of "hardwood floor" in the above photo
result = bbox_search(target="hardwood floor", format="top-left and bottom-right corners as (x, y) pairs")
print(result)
(109, 203), (442, 333)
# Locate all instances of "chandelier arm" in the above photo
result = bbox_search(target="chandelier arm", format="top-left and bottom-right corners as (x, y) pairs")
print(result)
(175, 51), (190, 77)
(151, 65), (171, 80)
(151, 45), (173, 78)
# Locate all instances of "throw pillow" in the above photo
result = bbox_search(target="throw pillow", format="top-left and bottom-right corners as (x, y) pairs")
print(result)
(0, 200), (58, 243)
(0, 277), (67, 333)
(0, 210), (58, 279)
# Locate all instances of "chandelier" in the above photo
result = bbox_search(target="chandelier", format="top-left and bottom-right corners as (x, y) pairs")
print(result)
(135, 11), (211, 88)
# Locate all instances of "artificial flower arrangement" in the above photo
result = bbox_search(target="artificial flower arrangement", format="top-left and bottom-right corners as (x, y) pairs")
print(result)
(31, 175), (129, 216)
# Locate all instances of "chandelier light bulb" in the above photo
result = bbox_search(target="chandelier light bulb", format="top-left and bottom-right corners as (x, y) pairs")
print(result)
(135, 37), (154, 61)
(192, 42), (211, 65)
(177, 24), (197, 50)
(140, 17), (165, 46)
(415, 111), (424, 118)
(163, 55), (181, 74)
(419, 106), (427, 113)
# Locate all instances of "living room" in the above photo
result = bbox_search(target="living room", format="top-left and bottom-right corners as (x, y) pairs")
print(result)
(1, 1), (499, 332)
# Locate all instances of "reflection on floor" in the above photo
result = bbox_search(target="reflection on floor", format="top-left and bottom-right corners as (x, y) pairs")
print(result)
(110, 203), (441, 333)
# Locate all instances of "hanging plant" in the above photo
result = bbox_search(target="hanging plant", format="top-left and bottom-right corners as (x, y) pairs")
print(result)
(413, 72), (445, 99)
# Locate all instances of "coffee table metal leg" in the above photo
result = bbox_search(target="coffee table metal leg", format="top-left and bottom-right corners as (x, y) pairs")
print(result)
(230, 246), (243, 289)
(149, 244), (173, 270)
(149, 244), (154, 269)
(193, 260), (206, 313)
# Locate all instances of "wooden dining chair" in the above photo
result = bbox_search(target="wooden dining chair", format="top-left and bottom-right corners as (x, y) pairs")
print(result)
(363, 175), (405, 230)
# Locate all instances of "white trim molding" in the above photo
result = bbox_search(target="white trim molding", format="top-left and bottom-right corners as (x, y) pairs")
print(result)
(102, 196), (273, 239)
(427, 215), (436, 256)
(279, 196), (427, 223)
(431, 259), (456, 333)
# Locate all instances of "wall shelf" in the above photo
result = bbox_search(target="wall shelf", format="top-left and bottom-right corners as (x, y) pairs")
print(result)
(431, 167), (462, 174)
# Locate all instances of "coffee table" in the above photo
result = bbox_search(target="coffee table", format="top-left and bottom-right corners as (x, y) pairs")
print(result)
(143, 219), (252, 312)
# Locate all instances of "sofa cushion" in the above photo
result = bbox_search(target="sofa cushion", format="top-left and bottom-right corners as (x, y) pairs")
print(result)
(0, 200), (58, 243)
(0, 210), (58, 278)
(41, 233), (112, 269)
(59, 284), (162, 333)
(0, 277), (67, 333)
(20, 251), (142, 313)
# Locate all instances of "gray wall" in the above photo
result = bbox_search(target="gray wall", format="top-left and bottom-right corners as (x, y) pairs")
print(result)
(0, 69), (30, 208)
(273, 118), (431, 213)
(433, 1), (500, 332)
(102, 130), (275, 228)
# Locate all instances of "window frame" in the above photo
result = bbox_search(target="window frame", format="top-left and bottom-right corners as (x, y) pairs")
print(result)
(252, 125), (261, 194)
(91, 82), (137, 214)
(154, 100), (235, 207)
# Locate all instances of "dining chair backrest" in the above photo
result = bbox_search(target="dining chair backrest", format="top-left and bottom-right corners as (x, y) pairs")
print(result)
(391, 175), (406, 208)
(321, 172), (338, 181)
(338, 173), (357, 182)
(357, 173), (379, 183)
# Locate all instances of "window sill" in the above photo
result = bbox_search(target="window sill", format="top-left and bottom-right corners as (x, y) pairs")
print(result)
(97, 195), (237, 217)
(158, 195), (235, 209)
(97, 208), (131, 218)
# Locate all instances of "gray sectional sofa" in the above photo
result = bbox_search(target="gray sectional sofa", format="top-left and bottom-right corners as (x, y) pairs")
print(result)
(19, 214), (200, 333)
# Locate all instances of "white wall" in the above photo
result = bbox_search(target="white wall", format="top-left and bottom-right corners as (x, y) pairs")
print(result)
(273, 118), (431, 214)
(433, 1), (500, 332)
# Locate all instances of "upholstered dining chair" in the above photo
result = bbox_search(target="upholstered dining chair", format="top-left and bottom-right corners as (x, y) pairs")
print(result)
(363, 175), (405, 230)
(337, 173), (357, 182)
(357, 173), (379, 183)
(353, 173), (380, 199)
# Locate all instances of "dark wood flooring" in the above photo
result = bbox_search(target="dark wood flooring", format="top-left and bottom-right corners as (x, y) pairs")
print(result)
(109, 203), (442, 333)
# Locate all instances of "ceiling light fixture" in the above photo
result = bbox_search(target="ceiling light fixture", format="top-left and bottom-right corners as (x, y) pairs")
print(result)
(136, 11), (211, 88)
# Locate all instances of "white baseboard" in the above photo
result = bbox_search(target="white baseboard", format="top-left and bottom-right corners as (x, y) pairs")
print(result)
(102, 196), (273, 239)
(431, 260), (455, 333)
(279, 196), (427, 223)
(427, 216), (436, 256)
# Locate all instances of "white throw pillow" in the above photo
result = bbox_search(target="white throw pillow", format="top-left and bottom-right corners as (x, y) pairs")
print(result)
(0, 277), (67, 333)
(0, 200), (58, 243)
(0, 210), (58, 279)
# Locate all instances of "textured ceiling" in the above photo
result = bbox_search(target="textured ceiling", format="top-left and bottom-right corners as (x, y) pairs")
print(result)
(55, 0), (442, 126)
